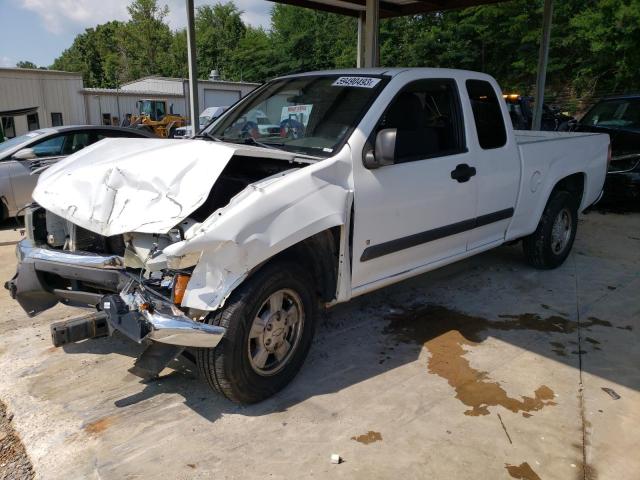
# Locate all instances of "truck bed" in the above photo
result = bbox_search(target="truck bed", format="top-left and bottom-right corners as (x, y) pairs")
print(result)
(506, 130), (609, 241)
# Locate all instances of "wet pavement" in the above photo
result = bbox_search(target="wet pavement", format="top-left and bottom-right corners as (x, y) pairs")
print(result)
(0, 210), (638, 479)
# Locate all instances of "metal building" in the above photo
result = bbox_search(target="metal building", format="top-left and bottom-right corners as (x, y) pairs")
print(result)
(0, 68), (259, 137)
(82, 76), (259, 126)
(0, 68), (85, 137)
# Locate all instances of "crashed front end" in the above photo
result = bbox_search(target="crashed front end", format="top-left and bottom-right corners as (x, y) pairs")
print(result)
(6, 206), (225, 377)
(4, 133), (351, 380)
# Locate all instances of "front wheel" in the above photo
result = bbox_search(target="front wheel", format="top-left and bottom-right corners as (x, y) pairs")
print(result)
(196, 260), (317, 404)
(522, 190), (579, 269)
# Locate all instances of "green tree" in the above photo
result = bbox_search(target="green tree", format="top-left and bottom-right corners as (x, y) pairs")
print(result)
(195, 3), (246, 79)
(120, 0), (173, 79)
(229, 26), (280, 82)
(48, 0), (640, 112)
(52, 21), (127, 87)
(16, 60), (38, 69)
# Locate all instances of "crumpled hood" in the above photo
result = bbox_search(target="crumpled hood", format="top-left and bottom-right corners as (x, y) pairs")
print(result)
(33, 138), (245, 236)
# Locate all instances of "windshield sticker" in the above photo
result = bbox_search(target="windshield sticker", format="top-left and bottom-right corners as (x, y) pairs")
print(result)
(323, 147), (333, 153)
(280, 104), (313, 127)
(332, 76), (381, 88)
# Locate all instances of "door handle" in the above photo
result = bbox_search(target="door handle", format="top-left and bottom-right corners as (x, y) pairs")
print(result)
(450, 163), (476, 183)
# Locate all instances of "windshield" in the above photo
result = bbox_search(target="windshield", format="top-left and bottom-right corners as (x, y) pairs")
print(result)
(205, 74), (388, 156)
(0, 131), (46, 156)
(581, 98), (640, 130)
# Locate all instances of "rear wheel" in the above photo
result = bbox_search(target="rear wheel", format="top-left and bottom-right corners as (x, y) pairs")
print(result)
(196, 260), (317, 404)
(523, 190), (579, 269)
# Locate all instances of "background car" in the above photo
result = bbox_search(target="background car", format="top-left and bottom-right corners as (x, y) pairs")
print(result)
(173, 106), (229, 138)
(574, 94), (640, 203)
(0, 125), (155, 221)
(503, 94), (574, 131)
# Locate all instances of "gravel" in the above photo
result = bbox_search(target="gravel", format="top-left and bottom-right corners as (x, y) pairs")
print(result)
(0, 400), (34, 480)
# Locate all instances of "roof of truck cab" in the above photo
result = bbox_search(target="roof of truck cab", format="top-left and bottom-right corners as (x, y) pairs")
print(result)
(275, 67), (494, 80)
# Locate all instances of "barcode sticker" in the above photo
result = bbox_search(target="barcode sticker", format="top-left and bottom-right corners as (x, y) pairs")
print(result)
(332, 77), (381, 88)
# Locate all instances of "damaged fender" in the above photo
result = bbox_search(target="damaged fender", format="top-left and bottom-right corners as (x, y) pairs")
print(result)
(164, 152), (354, 311)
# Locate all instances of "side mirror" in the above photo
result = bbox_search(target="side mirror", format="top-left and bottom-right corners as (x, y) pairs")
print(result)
(363, 128), (397, 169)
(12, 148), (36, 160)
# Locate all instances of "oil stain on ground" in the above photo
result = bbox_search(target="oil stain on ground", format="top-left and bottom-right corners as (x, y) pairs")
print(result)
(84, 416), (113, 435)
(351, 431), (383, 445)
(384, 305), (612, 417)
(505, 462), (542, 480)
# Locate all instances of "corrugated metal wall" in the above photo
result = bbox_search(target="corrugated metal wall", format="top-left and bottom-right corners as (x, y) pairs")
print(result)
(0, 71), (260, 135)
(85, 79), (259, 125)
(83, 92), (188, 126)
(0, 68), (85, 136)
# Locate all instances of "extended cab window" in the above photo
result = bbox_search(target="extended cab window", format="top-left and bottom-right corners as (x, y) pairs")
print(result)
(466, 80), (506, 149)
(376, 79), (465, 163)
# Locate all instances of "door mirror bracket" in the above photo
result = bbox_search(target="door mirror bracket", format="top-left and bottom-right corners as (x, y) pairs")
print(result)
(363, 128), (397, 169)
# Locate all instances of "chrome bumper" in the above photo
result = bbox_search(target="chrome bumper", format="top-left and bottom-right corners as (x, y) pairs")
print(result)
(111, 280), (225, 348)
(15, 239), (125, 268)
(7, 239), (225, 349)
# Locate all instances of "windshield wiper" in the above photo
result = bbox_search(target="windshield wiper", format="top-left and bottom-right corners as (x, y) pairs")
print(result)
(194, 131), (222, 141)
(220, 136), (286, 151)
(243, 137), (287, 150)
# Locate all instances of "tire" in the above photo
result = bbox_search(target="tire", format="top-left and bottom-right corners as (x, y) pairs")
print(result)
(523, 190), (579, 269)
(196, 260), (318, 404)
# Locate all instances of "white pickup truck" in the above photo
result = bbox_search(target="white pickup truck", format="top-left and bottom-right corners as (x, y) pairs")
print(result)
(6, 69), (609, 404)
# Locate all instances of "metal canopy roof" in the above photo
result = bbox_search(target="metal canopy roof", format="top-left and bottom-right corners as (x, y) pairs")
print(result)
(268, 0), (504, 18)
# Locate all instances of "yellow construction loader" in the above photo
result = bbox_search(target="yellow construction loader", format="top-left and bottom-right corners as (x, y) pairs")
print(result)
(129, 99), (186, 138)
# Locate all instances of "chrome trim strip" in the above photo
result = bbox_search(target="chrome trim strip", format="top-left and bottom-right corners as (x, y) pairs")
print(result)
(16, 239), (124, 269)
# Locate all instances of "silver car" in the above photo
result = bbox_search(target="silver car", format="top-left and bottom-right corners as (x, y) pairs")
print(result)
(0, 125), (154, 221)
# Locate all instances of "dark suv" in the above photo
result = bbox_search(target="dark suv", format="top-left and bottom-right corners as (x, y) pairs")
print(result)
(575, 94), (640, 202)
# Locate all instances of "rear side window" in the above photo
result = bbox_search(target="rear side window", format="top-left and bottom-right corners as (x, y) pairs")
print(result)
(466, 80), (506, 149)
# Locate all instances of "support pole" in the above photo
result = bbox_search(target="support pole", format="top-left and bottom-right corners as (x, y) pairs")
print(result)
(532, 0), (553, 131)
(357, 12), (366, 68)
(364, 0), (379, 68)
(185, 0), (200, 132)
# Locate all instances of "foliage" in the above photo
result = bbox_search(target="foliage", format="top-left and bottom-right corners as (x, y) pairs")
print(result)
(195, 3), (246, 79)
(16, 60), (38, 69)
(50, 0), (640, 111)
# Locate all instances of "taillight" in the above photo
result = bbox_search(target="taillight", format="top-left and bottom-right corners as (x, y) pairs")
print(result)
(172, 274), (190, 305)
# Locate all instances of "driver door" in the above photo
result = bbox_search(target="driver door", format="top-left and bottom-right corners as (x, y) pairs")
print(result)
(350, 77), (478, 289)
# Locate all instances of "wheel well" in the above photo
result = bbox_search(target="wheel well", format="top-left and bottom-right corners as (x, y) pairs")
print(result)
(266, 227), (341, 304)
(551, 172), (585, 205)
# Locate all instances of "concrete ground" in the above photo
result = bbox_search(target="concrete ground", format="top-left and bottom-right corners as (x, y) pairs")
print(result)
(0, 211), (638, 480)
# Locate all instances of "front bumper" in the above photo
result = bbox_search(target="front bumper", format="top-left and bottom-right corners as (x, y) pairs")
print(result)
(6, 239), (224, 348)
